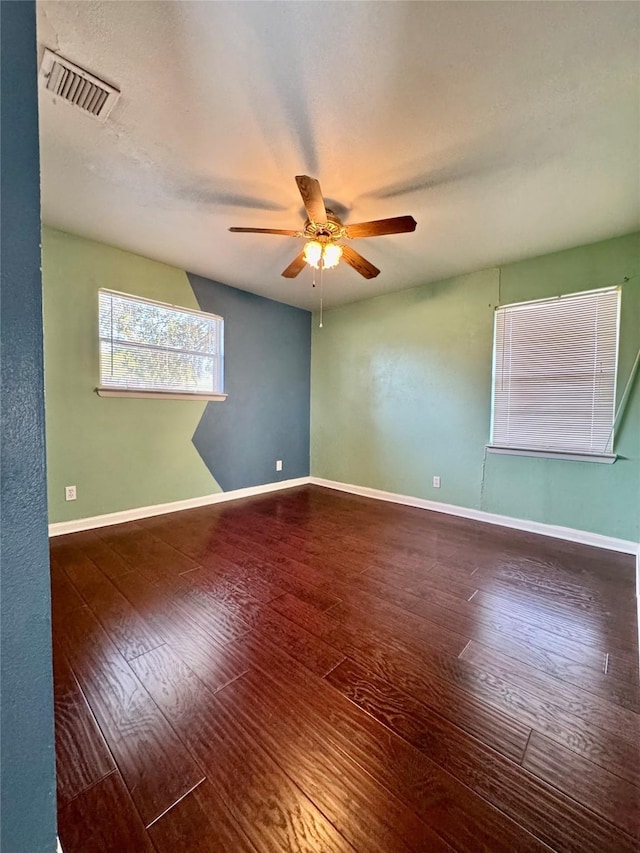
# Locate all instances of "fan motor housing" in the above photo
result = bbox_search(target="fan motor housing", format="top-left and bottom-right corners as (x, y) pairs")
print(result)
(304, 209), (346, 241)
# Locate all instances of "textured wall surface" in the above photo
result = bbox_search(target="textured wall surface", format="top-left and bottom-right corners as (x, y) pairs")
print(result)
(312, 232), (640, 541)
(481, 233), (640, 540)
(312, 267), (498, 506)
(189, 273), (311, 491)
(43, 228), (220, 523)
(0, 3), (57, 851)
(43, 229), (311, 523)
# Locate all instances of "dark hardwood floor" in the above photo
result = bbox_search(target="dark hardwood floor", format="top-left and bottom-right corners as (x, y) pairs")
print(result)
(50, 485), (640, 852)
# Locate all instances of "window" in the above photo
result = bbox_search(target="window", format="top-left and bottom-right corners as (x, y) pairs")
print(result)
(98, 289), (225, 400)
(490, 286), (620, 461)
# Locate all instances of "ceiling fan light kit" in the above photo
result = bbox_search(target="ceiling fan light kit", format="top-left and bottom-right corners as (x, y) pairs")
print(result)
(229, 175), (417, 323)
(303, 240), (343, 270)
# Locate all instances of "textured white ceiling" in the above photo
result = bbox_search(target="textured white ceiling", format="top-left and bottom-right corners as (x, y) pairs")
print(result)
(37, 1), (639, 310)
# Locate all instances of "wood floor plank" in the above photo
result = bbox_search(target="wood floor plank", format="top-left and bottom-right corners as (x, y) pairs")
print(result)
(73, 530), (134, 580)
(123, 558), (255, 646)
(97, 523), (200, 577)
(130, 643), (357, 853)
(112, 569), (249, 693)
(170, 548), (287, 605)
(473, 559), (637, 615)
(63, 554), (165, 661)
(57, 771), (155, 853)
(274, 593), (638, 782)
(460, 641), (640, 745)
(365, 562), (480, 602)
(242, 558), (344, 612)
(522, 731), (640, 839)
(328, 593), (468, 657)
(148, 779), (257, 853)
(212, 517), (379, 577)
(449, 644), (640, 784)
(288, 572), (638, 784)
(326, 656), (636, 853)
(348, 569), (604, 665)
(137, 511), (228, 562)
(604, 649), (640, 685)
(161, 574), (255, 642)
(57, 605), (205, 826)
(328, 574), (640, 710)
(182, 566), (266, 624)
(457, 634), (639, 713)
(249, 606), (346, 677)
(227, 632), (550, 853)
(217, 670), (452, 852)
(432, 536), (634, 581)
(49, 562), (87, 621)
(201, 532), (345, 610)
(270, 592), (532, 761)
(471, 587), (638, 655)
(53, 650), (115, 807)
(469, 571), (637, 631)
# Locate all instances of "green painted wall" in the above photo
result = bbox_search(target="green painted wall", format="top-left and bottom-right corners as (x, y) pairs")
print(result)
(311, 232), (640, 542)
(43, 228), (219, 523)
(44, 226), (639, 540)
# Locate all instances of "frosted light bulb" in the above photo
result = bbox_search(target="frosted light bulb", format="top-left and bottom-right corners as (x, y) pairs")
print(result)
(303, 240), (323, 269)
(322, 243), (343, 269)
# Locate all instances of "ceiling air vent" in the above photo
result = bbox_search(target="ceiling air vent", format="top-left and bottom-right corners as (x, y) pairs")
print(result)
(39, 48), (120, 121)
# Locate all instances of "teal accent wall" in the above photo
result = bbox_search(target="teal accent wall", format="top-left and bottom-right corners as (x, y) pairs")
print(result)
(311, 232), (640, 542)
(1, 3), (57, 851)
(189, 273), (311, 491)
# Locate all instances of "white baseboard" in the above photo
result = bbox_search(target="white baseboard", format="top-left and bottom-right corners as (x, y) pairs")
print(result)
(636, 552), (640, 679)
(49, 472), (639, 561)
(637, 555), (640, 678)
(57, 837), (63, 853)
(309, 477), (640, 557)
(48, 477), (312, 537)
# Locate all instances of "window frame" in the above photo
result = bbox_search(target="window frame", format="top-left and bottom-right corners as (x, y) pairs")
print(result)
(96, 288), (227, 401)
(487, 286), (620, 464)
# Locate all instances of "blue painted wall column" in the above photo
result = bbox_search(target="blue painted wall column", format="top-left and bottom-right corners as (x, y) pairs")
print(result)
(188, 274), (311, 491)
(1, 3), (57, 851)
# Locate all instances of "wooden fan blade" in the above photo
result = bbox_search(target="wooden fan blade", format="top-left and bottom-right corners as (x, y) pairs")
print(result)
(281, 251), (307, 278)
(341, 245), (380, 279)
(346, 216), (417, 239)
(229, 227), (299, 236)
(295, 175), (327, 224)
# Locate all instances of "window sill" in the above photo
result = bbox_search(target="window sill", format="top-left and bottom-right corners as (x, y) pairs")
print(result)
(486, 445), (617, 464)
(96, 387), (227, 402)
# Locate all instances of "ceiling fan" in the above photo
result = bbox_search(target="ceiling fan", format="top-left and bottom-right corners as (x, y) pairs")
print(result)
(229, 175), (417, 280)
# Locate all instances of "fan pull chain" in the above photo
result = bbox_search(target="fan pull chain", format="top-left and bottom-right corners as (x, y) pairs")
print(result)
(319, 263), (324, 328)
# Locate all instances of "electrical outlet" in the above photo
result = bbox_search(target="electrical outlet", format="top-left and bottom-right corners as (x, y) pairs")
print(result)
(432, 475), (441, 488)
(65, 485), (77, 501)
(276, 460), (283, 472)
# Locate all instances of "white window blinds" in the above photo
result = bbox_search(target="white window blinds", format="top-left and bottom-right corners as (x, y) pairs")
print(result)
(491, 287), (620, 455)
(99, 289), (224, 395)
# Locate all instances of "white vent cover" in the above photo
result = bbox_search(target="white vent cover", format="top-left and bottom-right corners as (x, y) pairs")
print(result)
(39, 48), (120, 121)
